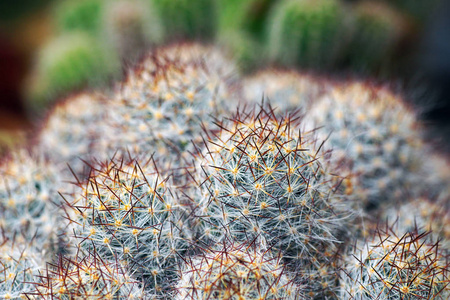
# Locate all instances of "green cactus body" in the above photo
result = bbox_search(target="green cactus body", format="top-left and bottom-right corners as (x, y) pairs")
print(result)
(28, 32), (119, 105)
(53, 0), (105, 35)
(67, 158), (190, 295)
(29, 249), (145, 299)
(243, 69), (323, 112)
(347, 1), (405, 72)
(340, 228), (450, 299)
(0, 241), (42, 300)
(150, 0), (216, 41)
(304, 82), (425, 209)
(267, 0), (350, 69)
(175, 242), (300, 299)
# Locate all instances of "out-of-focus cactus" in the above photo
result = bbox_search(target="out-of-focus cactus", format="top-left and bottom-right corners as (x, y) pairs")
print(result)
(53, 0), (105, 35)
(103, 0), (163, 62)
(243, 69), (323, 112)
(346, 1), (406, 72)
(304, 82), (425, 209)
(102, 44), (239, 167)
(340, 226), (450, 299)
(0, 150), (60, 254)
(150, 0), (216, 41)
(28, 248), (145, 299)
(65, 157), (190, 295)
(217, 0), (276, 40)
(383, 197), (450, 249)
(36, 92), (107, 178)
(0, 239), (42, 300)
(26, 32), (119, 107)
(175, 242), (300, 299)
(267, 0), (351, 69)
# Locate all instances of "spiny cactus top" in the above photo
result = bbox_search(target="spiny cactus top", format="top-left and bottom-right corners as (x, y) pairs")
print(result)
(103, 44), (240, 163)
(28, 248), (145, 300)
(175, 242), (300, 299)
(243, 69), (324, 113)
(0, 239), (42, 300)
(0, 150), (59, 252)
(37, 92), (106, 177)
(193, 106), (350, 261)
(340, 227), (450, 299)
(382, 197), (450, 249)
(304, 82), (425, 208)
(66, 157), (190, 295)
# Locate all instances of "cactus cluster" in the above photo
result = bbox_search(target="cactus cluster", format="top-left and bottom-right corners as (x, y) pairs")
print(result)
(26, 0), (423, 108)
(2, 43), (449, 299)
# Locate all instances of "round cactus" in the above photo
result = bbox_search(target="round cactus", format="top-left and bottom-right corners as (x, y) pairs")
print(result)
(0, 239), (42, 300)
(29, 248), (145, 299)
(346, 1), (406, 72)
(175, 242), (300, 299)
(0, 150), (61, 254)
(267, 0), (351, 69)
(192, 106), (350, 264)
(243, 69), (323, 112)
(304, 82), (426, 209)
(36, 92), (107, 178)
(340, 226), (450, 299)
(66, 157), (190, 295)
(102, 44), (240, 167)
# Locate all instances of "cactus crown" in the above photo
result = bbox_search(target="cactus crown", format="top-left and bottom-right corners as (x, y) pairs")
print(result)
(340, 226), (450, 299)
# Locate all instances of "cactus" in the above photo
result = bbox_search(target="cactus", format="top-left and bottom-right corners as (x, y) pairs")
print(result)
(192, 105), (351, 268)
(304, 82), (425, 209)
(243, 69), (323, 112)
(267, 0), (351, 69)
(36, 92), (107, 178)
(340, 226), (450, 299)
(175, 241), (300, 299)
(0, 239), (42, 300)
(150, 0), (216, 41)
(26, 32), (119, 106)
(53, 0), (105, 35)
(346, 1), (406, 72)
(65, 157), (190, 295)
(102, 44), (239, 167)
(29, 248), (145, 299)
(0, 150), (61, 254)
(382, 197), (450, 249)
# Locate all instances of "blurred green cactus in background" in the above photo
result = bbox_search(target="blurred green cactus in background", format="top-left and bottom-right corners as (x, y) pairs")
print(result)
(53, 0), (104, 35)
(150, 0), (216, 41)
(267, 0), (351, 69)
(26, 32), (119, 108)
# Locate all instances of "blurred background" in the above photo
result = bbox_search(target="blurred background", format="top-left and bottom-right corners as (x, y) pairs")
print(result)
(1, 0), (449, 154)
